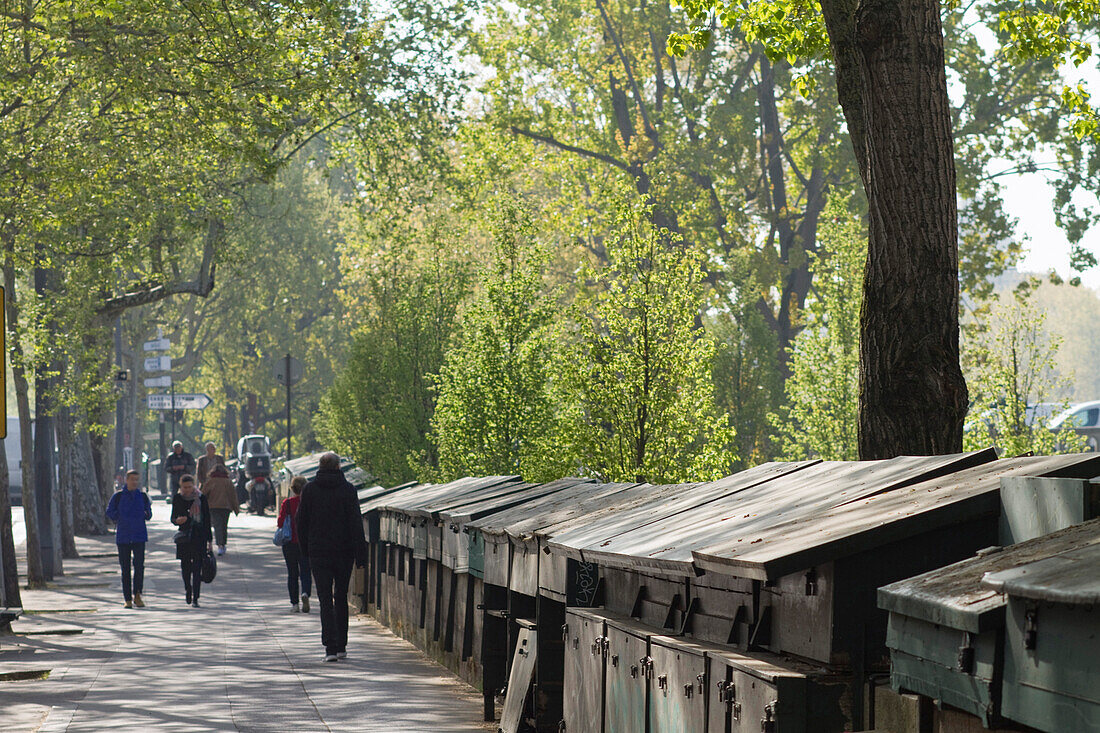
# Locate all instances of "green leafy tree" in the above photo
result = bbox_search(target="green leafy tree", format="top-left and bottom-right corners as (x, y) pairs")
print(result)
(774, 196), (864, 460)
(430, 199), (562, 481)
(316, 208), (473, 484)
(558, 193), (736, 483)
(963, 282), (1085, 456)
(667, 0), (1093, 459)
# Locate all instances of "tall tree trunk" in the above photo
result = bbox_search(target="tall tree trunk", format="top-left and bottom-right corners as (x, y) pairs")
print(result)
(34, 254), (61, 579)
(76, 426), (107, 534)
(57, 410), (79, 559)
(3, 260), (45, 588)
(0, 438), (22, 608)
(821, 0), (967, 458)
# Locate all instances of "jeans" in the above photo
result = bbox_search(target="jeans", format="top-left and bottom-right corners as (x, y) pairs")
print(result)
(282, 542), (312, 604)
(210, 508), (231, 546)
(311, 556), (353, 654)
(117, 542), (145, 602)
(180, 548), (204, 602)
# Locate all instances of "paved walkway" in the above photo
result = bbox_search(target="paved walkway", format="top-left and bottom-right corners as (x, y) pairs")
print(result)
(1, 501), (492, 732)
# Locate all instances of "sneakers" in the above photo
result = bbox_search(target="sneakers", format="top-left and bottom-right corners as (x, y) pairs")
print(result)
(300, 594), (310, 613)
(124, 599), (132, 609)
(133, 594), (145, 608)
(291, 604), (300, 613)
(217, 546), (226, 556)
(336, 651), (347, 660)
(321, 654), (338, 663)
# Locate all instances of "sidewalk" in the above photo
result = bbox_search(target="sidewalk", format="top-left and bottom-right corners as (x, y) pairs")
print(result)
(1, 502), (493, 732)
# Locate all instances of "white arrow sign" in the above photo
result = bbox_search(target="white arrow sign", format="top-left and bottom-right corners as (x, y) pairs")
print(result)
(147, 393), (212, 411)
(143, 355), (171, 372)
(143, 375), (172, 388)
(143, 338), (171, 352)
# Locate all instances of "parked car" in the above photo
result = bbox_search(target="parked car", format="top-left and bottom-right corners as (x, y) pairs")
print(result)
(1049, 400), (1100, 451)
(1025, 401), (1064, 428)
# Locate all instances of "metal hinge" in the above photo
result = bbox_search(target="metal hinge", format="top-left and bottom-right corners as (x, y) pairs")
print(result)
(761, 701), (777, 732)
(1025, 605), (1039, 650)
(717, 681), (740, 720)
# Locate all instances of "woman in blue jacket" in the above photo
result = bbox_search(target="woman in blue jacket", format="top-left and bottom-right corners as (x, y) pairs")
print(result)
(105, 469), (153, 608)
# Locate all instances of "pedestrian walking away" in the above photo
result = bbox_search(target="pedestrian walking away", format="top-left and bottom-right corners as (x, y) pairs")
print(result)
(203, 464), (240, 555)
(164, 440), (196, 502)
(278, 476), (312, 613)
(105, 469), (153, 609)
(172, 475), (213, 608)
(296, 452), (366, 662)
(196, 441), (226, 489)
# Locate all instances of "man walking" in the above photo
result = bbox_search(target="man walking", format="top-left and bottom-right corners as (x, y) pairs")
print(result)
(105, 470), (153, 608)
(296, 452), (365, 662)
(164, 441), (195, 502)
(195, 441), (225, 489)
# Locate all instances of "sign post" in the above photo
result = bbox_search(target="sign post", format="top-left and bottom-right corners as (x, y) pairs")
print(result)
(146, 393), (212, 411)
(143, 331), (171, 494)
(274, 355), (302, 460)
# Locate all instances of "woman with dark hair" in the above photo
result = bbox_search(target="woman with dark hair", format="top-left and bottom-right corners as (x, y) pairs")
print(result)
(172, 475), (213, 608)
(277, 476), (312, 613)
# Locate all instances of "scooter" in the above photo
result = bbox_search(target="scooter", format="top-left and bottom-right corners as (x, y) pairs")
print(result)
(248, 475), (276, 516)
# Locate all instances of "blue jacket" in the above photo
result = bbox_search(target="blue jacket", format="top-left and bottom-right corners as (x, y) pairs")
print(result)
(105, 488), (152, 544)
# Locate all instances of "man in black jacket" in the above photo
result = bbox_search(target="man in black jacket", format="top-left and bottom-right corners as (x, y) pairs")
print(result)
(296, 452), (366, 662)
(163, 441), (195, 502)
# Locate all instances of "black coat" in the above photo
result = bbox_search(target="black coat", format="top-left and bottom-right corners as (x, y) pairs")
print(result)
(297, 468), (366, 563)
(172, 492), (212, 559)
(165, 451), (196, 489)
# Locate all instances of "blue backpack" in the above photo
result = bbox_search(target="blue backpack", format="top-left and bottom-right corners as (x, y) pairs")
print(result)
(273, 514), (293, 547)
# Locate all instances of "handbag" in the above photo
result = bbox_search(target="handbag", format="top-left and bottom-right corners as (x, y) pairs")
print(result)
(273, 514), (293, 547)
(173, 529), (190, 545)
(201, 550), (217, 584)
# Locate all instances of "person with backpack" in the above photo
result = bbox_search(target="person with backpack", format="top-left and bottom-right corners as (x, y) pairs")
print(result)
(277, 476), (312, 613)
(105, 470), (153, 609)
(171, 474), (213, 608)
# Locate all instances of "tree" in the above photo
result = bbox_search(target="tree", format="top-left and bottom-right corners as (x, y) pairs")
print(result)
(673, 0), (971, 457)
(430, 199), (562, 481)
(557, 193), (736, 483)
(316, 206), (474, 484)
(774, 195), (864, 460)
(963, 282), (1084, 456)
(142, 148), (351, 459)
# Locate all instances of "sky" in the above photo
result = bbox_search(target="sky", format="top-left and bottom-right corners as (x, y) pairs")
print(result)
(1006, 172), (1100, 291)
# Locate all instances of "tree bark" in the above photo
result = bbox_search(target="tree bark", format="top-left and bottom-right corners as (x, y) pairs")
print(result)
(3, 260), (45, 588)
(0, 438), (22, 608)
(57, 408), (79, 559)
(820, 0), (967, 458)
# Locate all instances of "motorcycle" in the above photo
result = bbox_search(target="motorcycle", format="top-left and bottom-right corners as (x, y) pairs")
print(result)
(236, 434), (275, 515)
(248, 475), (276, 516)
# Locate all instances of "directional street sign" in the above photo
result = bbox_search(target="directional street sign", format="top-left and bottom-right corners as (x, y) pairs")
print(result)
(143, 375), (172, 388)
(143, 355), (171, 372)
(143, 337), (171, 352)
(146, 393), (212, 411)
